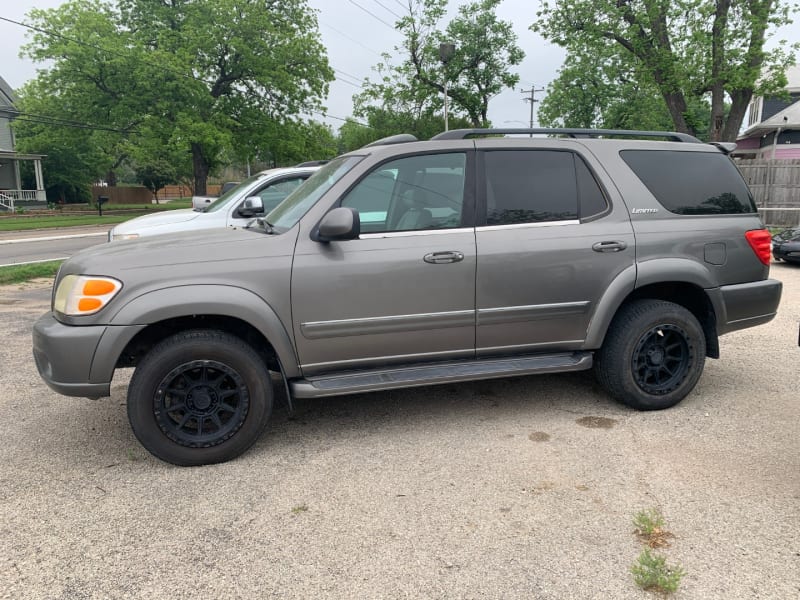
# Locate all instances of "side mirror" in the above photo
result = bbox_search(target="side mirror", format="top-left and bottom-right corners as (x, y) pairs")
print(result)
(237, 196), (264, 218)
(316, 207), (360, 242)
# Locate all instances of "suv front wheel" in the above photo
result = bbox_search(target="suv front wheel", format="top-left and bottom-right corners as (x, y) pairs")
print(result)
(595, 299), (706, 410)
(127, 329), (273, 465)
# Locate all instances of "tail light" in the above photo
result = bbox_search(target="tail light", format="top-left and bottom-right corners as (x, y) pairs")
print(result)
(745, 229), (772, 266)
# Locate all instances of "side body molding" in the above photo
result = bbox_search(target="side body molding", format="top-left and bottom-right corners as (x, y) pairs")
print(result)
(91, 285), (301, 382)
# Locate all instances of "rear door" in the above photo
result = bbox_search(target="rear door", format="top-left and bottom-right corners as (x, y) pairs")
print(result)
(474, 142), (635, 355)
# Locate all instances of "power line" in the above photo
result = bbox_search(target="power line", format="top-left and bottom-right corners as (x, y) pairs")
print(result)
(333, 68), (364, 86)
(370, 0), (403, 20)
(347, 0), (396, 30)
(321, 22), (383, 57)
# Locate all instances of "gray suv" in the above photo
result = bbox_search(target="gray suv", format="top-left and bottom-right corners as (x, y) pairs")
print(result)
(32, 128), (782, 465)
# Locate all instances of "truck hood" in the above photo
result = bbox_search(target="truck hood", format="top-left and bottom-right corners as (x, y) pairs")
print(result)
(63, 226), (296, 276)
(110, 208), (201, 236)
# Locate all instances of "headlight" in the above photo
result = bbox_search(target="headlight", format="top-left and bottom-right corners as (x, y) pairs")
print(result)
(110, 232), (139, 241)
(53, 275), (123, 316)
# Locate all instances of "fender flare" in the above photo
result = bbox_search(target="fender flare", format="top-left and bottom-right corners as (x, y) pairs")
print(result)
(584, 259), (718, 349)
(90, 285), (300, 383)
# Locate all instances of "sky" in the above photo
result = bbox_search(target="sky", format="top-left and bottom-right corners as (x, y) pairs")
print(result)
(1, 0), (798, 133)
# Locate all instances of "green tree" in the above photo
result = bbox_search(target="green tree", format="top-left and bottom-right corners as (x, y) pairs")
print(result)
(533, 0), (797, 141)
(19, 0), (334, 195)
(356, 0), (524, 130)
(538, 45), (711, 138)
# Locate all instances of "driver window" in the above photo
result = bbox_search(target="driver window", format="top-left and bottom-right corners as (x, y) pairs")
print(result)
(341, 153), (466, 233)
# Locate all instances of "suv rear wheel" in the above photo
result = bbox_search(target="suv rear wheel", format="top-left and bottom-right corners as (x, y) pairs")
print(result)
(595, 300), (706, 410)
(127, 329), (272, 466)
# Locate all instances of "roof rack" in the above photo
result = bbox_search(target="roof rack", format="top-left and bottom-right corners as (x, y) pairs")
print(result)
(362, 134), (419, 148)
(431, 128), (701, 143)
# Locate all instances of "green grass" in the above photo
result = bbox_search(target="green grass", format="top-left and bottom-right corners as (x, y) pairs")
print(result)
(631, 548), (686, 594)
(634, 508), (666, 537)
(0, 260), (62, 285)
(0, 215), (132, 231)
(0, 200), (193, 232)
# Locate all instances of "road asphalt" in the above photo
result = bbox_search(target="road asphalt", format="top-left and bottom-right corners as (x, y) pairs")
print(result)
(0, 264), (798, 599)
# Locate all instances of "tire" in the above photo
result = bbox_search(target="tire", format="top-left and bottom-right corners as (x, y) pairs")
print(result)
(595, 300), (706, 411)
(127, 329), (272, 466)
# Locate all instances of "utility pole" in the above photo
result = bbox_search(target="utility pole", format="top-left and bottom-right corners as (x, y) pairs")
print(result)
(439, 43), (456, 131)
(521, 85), (545, 130)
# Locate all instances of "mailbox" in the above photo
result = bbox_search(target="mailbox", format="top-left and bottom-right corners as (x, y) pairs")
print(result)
(97, 195), (109, 216)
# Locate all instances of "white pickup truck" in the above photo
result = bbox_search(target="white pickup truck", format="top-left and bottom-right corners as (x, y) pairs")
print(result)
(109, 166), (320, 240)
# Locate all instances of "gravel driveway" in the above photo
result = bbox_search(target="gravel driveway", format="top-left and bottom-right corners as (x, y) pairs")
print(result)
(1, 267), (798, 599)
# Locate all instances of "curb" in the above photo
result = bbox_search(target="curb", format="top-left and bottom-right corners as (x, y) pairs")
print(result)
(0, 232), (108, 245)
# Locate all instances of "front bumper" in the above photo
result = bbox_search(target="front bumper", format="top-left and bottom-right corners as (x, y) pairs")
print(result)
(714, 278), (782, 335)
(32, 312), (111, 398)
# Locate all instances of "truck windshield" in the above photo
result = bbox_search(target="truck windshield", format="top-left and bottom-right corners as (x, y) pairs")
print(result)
(268, 156), (363, 231)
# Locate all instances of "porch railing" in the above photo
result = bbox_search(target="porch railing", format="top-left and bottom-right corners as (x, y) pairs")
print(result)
(0, 189), (48, 212)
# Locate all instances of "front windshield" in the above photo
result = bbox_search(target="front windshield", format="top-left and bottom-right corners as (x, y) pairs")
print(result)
(268, 156), (363, 230)
(203, 173), (264, 213)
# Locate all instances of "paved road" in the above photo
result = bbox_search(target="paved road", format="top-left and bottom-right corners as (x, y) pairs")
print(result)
(1, 265), (798, 599)
(0, 226), (111, 267)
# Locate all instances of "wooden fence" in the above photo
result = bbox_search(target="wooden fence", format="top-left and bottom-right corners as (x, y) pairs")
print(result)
(91, 184), (222, 204)
(735, 159), (800, 227)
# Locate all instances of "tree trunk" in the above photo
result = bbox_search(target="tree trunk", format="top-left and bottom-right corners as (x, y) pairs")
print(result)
(192, 143), (209, 196)
(722, 89), (752, 142)
(106, 170), (117, 187)
(662, 92), (692, 135)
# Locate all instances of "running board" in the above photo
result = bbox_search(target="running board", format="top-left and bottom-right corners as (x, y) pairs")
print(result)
(290, 352), (593, 398)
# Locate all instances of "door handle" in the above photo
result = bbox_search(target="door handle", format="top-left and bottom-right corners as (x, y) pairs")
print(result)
(592, 241), (628, 253)
(424, 251), (465, 264)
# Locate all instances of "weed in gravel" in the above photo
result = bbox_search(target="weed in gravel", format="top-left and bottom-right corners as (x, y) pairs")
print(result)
(291, 504), (309, 515)
(634, 508), (673, 548)
(631, 548), (685, 594)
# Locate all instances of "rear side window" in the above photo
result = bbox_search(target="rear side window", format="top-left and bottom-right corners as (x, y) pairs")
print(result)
(620, 150), (756, 215)
(483, 150), (608, 225)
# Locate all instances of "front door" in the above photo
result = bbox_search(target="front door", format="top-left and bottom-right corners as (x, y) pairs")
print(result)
(291, 152), (477, 375)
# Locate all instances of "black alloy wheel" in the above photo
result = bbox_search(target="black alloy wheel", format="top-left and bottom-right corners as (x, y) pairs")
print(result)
(595, 299), (706, 410)
(631, 324), (691, 396)
(128, 330), (272, 466)
(154, 360), (249, 448)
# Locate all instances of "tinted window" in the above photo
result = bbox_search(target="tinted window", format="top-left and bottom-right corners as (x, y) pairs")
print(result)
(620, 150), (756, 215)
(484, 151), (578, 225)
(341, 153), (466, 233)
(576, 157), (608, 218)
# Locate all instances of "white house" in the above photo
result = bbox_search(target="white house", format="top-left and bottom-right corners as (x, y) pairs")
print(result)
(0, 74), (46, 211)
(735, 65), (800, 159)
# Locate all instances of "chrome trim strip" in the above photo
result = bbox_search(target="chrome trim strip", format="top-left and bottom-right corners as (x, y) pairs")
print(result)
(360, 228), (471, 239)
(477, 339), (585, 353)
(301, 309), (475, 339)
(477, 220), (580, 231)
(477, 301), (590, 325)
(301, 347), (475, 371)
(726, 312), (777, 325)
